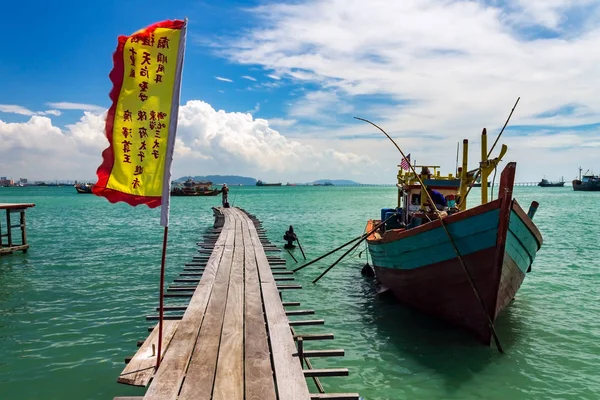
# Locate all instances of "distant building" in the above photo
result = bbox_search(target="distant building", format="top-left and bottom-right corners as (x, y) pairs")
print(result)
(0, 178), (14, 186)
(19, 178), (27, 184)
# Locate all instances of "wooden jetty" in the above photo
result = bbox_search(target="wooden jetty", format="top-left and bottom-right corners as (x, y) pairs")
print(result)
(0, 203), (35, 255)
(115, 206), (358, 400)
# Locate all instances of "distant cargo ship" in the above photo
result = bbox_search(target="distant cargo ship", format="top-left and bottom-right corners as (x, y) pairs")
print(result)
(538, 178), (565, 187)
(256, 180), (282, 186)
(572, 168), (600, 191)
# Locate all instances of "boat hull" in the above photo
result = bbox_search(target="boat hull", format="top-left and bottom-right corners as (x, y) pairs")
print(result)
(572, 182), (600, 191)
(366, 164), (543, 344)
(170, 189), (220, 196)
(75, 186), (93, 194)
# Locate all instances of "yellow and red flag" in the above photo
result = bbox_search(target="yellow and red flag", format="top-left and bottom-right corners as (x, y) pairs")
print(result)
(94, 19), (187, 226)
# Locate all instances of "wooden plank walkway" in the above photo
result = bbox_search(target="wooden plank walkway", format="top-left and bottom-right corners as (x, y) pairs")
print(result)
(115, 206), (358, 400)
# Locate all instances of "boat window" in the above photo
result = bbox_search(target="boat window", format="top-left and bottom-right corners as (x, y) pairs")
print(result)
(411, 193), (421, 205)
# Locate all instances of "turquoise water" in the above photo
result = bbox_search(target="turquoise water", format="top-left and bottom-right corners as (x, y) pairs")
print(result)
(1, 185), (599, 400)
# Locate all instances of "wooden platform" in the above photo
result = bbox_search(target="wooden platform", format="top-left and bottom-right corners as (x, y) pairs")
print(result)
(116, 207), (358, 400)
(0, 203), (35, 255)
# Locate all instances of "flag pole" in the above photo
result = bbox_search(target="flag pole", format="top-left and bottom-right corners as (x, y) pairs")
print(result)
(156, 226), (168, 369)
(156, 18), (188, 370)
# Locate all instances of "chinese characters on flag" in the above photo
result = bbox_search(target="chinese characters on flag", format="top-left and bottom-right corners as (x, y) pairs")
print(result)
(94, 20), (186, 225)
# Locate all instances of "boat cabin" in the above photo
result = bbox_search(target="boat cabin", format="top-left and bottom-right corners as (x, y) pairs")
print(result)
(379, 166), (462, 233)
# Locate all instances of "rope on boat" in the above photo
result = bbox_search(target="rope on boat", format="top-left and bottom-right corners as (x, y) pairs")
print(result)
(354, 116), (505, 354)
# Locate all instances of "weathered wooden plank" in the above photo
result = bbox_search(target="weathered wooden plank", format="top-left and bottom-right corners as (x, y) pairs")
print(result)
(143, 214), (230, 400)
(146, 315), (183, 321)
(241, 213), (277, 400)
(297, 349), (345, 357)
(117, 320), (179, 387)
(113, 397), (144, 400)
(246, 216), (311, 400)
(155, 306), (187, 311)
(294, 333), (335, 341)
(285, 310), (314, 316)
(289, 320), (325, 326)
(212, 219), (245, 400)
(303, 368), (349, 377)
(309, 394), (360, 400)
(177, 216), (236, 400)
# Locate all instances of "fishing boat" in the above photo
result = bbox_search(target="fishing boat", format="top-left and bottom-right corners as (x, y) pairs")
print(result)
(364, 130), (543, 345)
(256, 180), (282, 186)
(572, 168), (600, 191)
(538, 177), (565, 187)
(170, 179), (220, 196)
(75, 183), (94, 194)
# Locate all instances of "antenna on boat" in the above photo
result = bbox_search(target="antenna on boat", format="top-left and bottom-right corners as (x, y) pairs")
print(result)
(354, 116), (505, 353)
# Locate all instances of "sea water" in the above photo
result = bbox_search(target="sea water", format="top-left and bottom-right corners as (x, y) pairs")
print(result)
(0, 185), (598, 399)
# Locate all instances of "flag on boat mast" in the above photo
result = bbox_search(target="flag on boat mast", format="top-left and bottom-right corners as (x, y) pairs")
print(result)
(93, 19), (187, 227)
(400, 153), (411, 171)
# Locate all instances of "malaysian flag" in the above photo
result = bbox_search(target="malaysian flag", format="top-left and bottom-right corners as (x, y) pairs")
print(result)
(400, 154), (411, 171)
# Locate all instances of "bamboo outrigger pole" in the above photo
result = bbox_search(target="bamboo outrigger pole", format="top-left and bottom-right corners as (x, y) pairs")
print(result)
(294, 213), (397, 273)
(354, 116), (505, 353)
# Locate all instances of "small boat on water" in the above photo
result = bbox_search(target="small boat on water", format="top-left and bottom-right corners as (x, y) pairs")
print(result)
(256, 180), (282, 186)
(364, 130), (543, 345)
(572, 168), (600, 191)
(171, 179), (220, 196)
(538, 178), (565, 187)
(75, 183), (94, 194)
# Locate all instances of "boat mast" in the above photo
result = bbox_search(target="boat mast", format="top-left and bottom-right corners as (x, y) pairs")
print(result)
(480, 129), (488, 204)
(458, 139), (469, 210)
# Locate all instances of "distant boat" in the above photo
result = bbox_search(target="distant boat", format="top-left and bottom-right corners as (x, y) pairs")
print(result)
(256, 180), (282, 186)
(572, 167), (600, 191)
(171, 179), (220, 196)
(286, 182), (297, 186)
(75, 183), (94, 194)
(538, 178), (565, 187)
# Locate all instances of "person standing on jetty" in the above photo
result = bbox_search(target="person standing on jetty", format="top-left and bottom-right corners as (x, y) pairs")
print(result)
(221, 183), (229, 207)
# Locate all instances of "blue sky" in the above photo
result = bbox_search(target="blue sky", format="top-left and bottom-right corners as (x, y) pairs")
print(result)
(0, 0), (281, 123)
(2, 0), (600, 183)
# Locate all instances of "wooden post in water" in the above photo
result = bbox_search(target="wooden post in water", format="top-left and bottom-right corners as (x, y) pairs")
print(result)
(6, 210), (12, 248)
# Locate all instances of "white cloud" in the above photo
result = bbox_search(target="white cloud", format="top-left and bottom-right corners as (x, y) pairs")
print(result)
(0, 100), (376, 182)
(289, 90), (353, 121)
(210, 0), (600, 181)
(0, 104), (36, 116)
(246, 102), (260, 114)
(0, 105), (63, 117)
(174, 100), (374, 180)
(266, 118), (297, 127)
(46, 102), (105, 113)
(215, 76), (233, 82)
(267, 74), (281, 80)
(42, 109), (62, 116)
(223, 1), (600, 128)
(241, 75), (257, 81)
(0, 112), (108, 181)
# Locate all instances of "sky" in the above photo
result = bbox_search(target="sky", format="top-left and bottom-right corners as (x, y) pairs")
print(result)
(2, 0), (600, 184)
